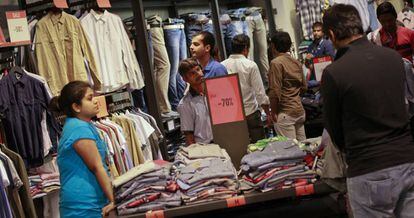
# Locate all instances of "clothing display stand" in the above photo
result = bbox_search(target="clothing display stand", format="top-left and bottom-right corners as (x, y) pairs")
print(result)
(117, 182), (336, 218)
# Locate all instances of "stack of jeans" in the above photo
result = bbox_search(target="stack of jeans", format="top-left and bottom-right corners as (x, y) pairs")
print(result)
(114, 160), (181, 215)
(240, 139), (316, 193)
(181, 13), (214, 46)
(174, 144), (238, 205)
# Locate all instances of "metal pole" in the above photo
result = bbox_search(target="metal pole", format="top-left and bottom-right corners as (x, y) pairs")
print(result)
(210, 0), (226, 61)
(130, 0), (167, 159)
(265, 0), (277, 36)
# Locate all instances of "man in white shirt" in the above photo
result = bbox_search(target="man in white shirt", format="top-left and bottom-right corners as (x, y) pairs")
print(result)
(222, 34), (271, 143)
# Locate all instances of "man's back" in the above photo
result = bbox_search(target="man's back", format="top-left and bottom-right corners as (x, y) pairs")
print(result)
(222, 54), (269, 116)
(322, 36), (414, 177)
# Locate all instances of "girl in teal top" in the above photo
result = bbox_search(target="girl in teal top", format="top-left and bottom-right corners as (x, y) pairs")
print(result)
(50, 81), (115, 217)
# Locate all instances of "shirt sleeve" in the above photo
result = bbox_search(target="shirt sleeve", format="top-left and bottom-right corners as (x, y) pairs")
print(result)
(177, 101), (195, 132)
(321, 69), (345, 150)
(324, 40), (336, 59)
(68, 126), (96, 149)
(77, 22), (102, 91)
(117, 16), (145, 90)
(250, 64), (269, 106)
(215, 64), (228, 77)
(268, 60), (283, 102)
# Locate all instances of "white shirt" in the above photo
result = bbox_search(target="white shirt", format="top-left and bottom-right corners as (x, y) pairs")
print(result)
(221, 54), (270, 116)
(334, 0), (369, 32)
(80, 10), (145, 92)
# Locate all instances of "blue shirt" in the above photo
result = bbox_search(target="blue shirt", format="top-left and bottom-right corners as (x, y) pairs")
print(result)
(203, 58), (228, 78)
(307, 38), (335, 58)
(58, 117), (108, 218)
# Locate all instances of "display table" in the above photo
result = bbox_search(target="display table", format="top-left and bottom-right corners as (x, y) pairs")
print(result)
(113, 182), (336, 218)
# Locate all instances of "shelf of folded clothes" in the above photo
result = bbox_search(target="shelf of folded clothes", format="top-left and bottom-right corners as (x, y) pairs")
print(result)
(115, 181), (335, 218)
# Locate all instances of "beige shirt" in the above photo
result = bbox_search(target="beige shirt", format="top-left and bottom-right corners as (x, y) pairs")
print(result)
(35, 12), (101, 96)
(268, 53), (307, 117)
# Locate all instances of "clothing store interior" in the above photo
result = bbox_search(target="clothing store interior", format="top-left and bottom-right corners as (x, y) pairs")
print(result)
(1, 0), (414, 217)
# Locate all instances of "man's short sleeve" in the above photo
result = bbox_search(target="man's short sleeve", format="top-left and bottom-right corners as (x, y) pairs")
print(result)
(177, 100), (195, 132)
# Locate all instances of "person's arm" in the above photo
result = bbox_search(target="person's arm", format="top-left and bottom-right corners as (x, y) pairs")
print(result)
(73, 139), (115, 216)
(250, 64), (271, 121)
(324, 40), (336, 59)
(268, 61), (283, 122)
(183, 131), (196, 145)
(321, 70), (345, 150)
(177, 100), (196, 146)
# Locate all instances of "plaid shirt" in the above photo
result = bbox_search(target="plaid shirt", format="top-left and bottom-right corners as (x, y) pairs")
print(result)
(296, 0), (323, 40)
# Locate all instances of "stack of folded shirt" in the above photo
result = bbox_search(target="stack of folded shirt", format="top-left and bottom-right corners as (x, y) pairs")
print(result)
(29, 172), (60, 199)
(174, 144), (238, 205)
(247, 136), (288, 153)
(240, 139), (317, 193)
(114, 160), (181, 216)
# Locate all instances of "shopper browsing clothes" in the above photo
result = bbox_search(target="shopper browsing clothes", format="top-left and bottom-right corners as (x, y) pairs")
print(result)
(322, 4), (414, 217)
(306, 22), (336, 60)
(368, 2), (414, 62)
(268, 31), (307, 141)
(177, 58), (213, 145)
(49, 81), (115, 217)
(222, 34), (271, 143)
(190, 31), (228, 78)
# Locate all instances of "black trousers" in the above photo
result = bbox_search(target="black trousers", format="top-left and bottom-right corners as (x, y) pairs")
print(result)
(246, 110), (265, 143)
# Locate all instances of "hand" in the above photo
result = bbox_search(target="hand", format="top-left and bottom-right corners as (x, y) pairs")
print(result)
(102, 202), (116, 217)
(306, 53), (314, 60)
(270, 111), (278, 124)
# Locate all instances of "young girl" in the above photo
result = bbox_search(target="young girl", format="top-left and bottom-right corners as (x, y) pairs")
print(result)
(50, 81), (115, 217)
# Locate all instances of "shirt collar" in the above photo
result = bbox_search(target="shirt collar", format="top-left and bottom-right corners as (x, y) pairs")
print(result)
(91, 9), (108, 22)
(204, 58), (215, 71)
(229, 54), (247, 59)
(49, 11), (65, 26)
(9, 68), (28, 86)
(335, 36), (368, 61)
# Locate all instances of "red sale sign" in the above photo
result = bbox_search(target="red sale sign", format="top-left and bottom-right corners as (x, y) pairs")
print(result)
(205, 74), (245, 125)
(312, 56), (332, 82)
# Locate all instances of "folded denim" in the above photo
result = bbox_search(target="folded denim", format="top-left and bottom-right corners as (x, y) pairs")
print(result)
(113, 162), (157, 188)
(117, 192), (182, 215)
(243, 165), (307, 188)
(185, 178), (236, 192)
(182, 188), (236, 203)
(241, 140), (306, 172)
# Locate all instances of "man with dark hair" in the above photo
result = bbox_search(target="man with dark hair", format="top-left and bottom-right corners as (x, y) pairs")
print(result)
(322, 4), (414, 217)
(368, 2), (414, 62)
(221, 34), (271, 143)
(190, 31), (228, 78)
(306, 22), (335, 59)
(268, 31), (307, 141)
(177, 58), (213, 145)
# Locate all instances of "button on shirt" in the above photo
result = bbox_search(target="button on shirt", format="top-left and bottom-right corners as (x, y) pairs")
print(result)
(0, 69), (50, 168)
(34, 12), (102, 96)
(203, 58), (228, 78)
(177, 89), (213, 144)
(221, 54), (269, 116)
(268, 54), (307, 118)
(80, 10), (145, 92)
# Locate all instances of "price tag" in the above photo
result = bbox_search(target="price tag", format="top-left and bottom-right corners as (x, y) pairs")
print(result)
(167, 120), (174, 131)
(97, 0), (111, 8)
(313, 56), (332, 82)
(53, 0), (69, 8)
(205, 74), (244, 125)
(6, 11), (30, 44)
(93, 95), (109, 118)
(226, 196), (246, 208)
(145, 210), (164, 218)
(295, 184), (315, 196)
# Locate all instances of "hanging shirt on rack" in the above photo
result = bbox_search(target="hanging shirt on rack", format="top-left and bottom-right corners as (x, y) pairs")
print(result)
(334, 0), (370, 32)
(34, 11), (102, 96)
(80, 10), (145, 93)
(0, 68), (50, 167)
